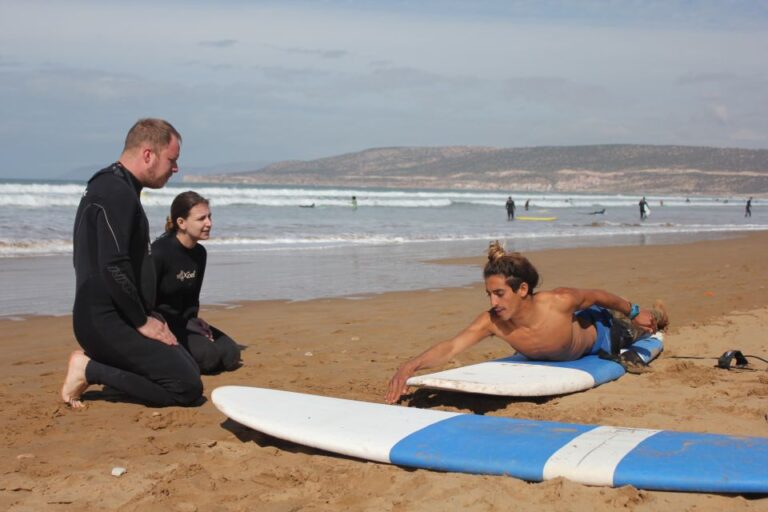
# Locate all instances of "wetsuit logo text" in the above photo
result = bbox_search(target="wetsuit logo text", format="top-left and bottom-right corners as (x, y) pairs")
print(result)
(176, 270), (196, 282)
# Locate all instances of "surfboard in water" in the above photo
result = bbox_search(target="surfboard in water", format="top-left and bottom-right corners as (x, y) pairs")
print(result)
(515, 216), (557, 221)
(406, 335), (663, 397)
(212, 385), (768, 493)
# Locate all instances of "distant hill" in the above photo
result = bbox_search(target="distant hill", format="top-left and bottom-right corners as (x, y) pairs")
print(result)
(187, 144), (768, 195)
(59, 160), (272, 181)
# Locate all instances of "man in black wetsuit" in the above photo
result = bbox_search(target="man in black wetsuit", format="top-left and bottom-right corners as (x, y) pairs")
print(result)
(61, 118), (203, 408)
(639, 197), (648, 221)
(506, 196), (515, 220)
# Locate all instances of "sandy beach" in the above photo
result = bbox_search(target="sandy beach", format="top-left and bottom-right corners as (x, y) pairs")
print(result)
(2, 232), (768, 511)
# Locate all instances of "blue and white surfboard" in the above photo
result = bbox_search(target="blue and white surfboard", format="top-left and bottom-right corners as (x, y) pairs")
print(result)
(212, 386), (768, 494)
(406, 335), (664, 396)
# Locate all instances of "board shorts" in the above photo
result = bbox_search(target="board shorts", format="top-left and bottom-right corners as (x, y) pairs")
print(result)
(577, 306), (641, 356)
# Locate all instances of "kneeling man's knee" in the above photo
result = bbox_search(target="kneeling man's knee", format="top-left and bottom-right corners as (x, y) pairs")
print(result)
(165, 372), (203, 406)
(178, 375), (203, 406)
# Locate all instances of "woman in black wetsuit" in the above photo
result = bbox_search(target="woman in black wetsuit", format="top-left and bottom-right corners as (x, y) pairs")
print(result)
(152, 191), (242, 374)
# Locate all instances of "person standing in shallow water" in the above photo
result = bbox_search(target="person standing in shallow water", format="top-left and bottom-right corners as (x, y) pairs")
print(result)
(151, 191), (242, 374)
(61, 118), (203, 409)
(745, 197), (752, 218)
(639, 197), (649, 221)
(506, 196), (515, 220)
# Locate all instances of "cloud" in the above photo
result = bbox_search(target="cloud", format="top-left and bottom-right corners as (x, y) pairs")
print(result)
(502, 76), (609, 108)
(264, 43), (349, 59)
(0, 54), (23, 68)
(198, 39), (239, 48)
(708, 103), (730, 125)
(329, 65), (480, 97)
(677, 72), (736, 85)
(250, 65), (334, 82)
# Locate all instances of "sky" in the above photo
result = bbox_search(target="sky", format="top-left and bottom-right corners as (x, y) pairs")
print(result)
(1, 0), (767, 179)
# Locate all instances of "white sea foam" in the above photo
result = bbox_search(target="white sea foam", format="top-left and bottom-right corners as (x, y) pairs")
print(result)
(0, 180), (762, 259)
(0, 181), (749, 209)
(0, 239), (73, 257)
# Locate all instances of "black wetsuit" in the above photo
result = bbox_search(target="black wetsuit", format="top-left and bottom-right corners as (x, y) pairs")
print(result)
(72, 163), (202, 406)
(506, 199), (515, 220)
(151, 233), (241, 373)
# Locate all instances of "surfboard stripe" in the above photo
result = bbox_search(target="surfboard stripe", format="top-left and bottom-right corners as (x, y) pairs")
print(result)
(505, 354), (627, 385)
(624, 336), (663, 364)
(614, 431), (768, 493)
(390, 415), (593, 479)
(542, 426), (659, 485)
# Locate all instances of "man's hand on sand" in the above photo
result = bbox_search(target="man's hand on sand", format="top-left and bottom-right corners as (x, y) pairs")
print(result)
(385, 366), (414, 404)
(138, 316), (178, 346)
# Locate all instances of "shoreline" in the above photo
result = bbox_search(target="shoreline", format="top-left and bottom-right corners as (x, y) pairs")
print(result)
(1, 229), (763, 320)
(2, 232), (768, 510)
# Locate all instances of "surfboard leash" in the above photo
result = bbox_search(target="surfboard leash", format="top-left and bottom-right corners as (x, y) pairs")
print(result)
(667, 351), (768, 371)
(715, 350), (768, 371)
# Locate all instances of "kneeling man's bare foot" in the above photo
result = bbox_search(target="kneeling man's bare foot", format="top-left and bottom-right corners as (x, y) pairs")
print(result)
(61, 350), (90, 409)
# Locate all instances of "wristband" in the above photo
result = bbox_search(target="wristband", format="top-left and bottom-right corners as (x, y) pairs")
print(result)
(628, 303), (640, 320)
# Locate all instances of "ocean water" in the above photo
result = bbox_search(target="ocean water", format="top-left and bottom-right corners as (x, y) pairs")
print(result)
(0, 179), (763, 317)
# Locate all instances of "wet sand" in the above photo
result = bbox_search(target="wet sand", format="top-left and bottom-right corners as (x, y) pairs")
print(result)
(2, 232), (768, 511)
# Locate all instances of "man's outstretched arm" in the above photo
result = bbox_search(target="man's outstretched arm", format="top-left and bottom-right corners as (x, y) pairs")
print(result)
(553, 287), (659, 333)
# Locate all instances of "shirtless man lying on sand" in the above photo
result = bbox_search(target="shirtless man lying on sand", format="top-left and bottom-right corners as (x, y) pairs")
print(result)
(385, 241), (668, 404)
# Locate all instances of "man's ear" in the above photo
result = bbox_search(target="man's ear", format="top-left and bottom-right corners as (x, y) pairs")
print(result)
(518, 281), (529, 297)
(142, 147), (153, 164)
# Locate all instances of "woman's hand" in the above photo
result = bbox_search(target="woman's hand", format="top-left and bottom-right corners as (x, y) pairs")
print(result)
(189, 317), (214, 341)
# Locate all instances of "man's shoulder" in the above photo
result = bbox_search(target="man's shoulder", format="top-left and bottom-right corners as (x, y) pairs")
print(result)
(86, 165), (133, 195)
(537, 287), (571, 297)
(536, 288), (579, 307)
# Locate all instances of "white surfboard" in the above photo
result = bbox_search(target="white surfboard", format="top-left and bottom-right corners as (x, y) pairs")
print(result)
(406, 335), (663, 397)
(212, 385), (768, 493)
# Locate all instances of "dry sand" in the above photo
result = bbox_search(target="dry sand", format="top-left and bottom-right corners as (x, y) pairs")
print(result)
(2, 232), (768, 511)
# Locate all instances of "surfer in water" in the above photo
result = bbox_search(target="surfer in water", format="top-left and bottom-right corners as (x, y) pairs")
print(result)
(639, 197), (649, 221)
(506, 197), (515, 220)
(385, 241), (668, 404)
